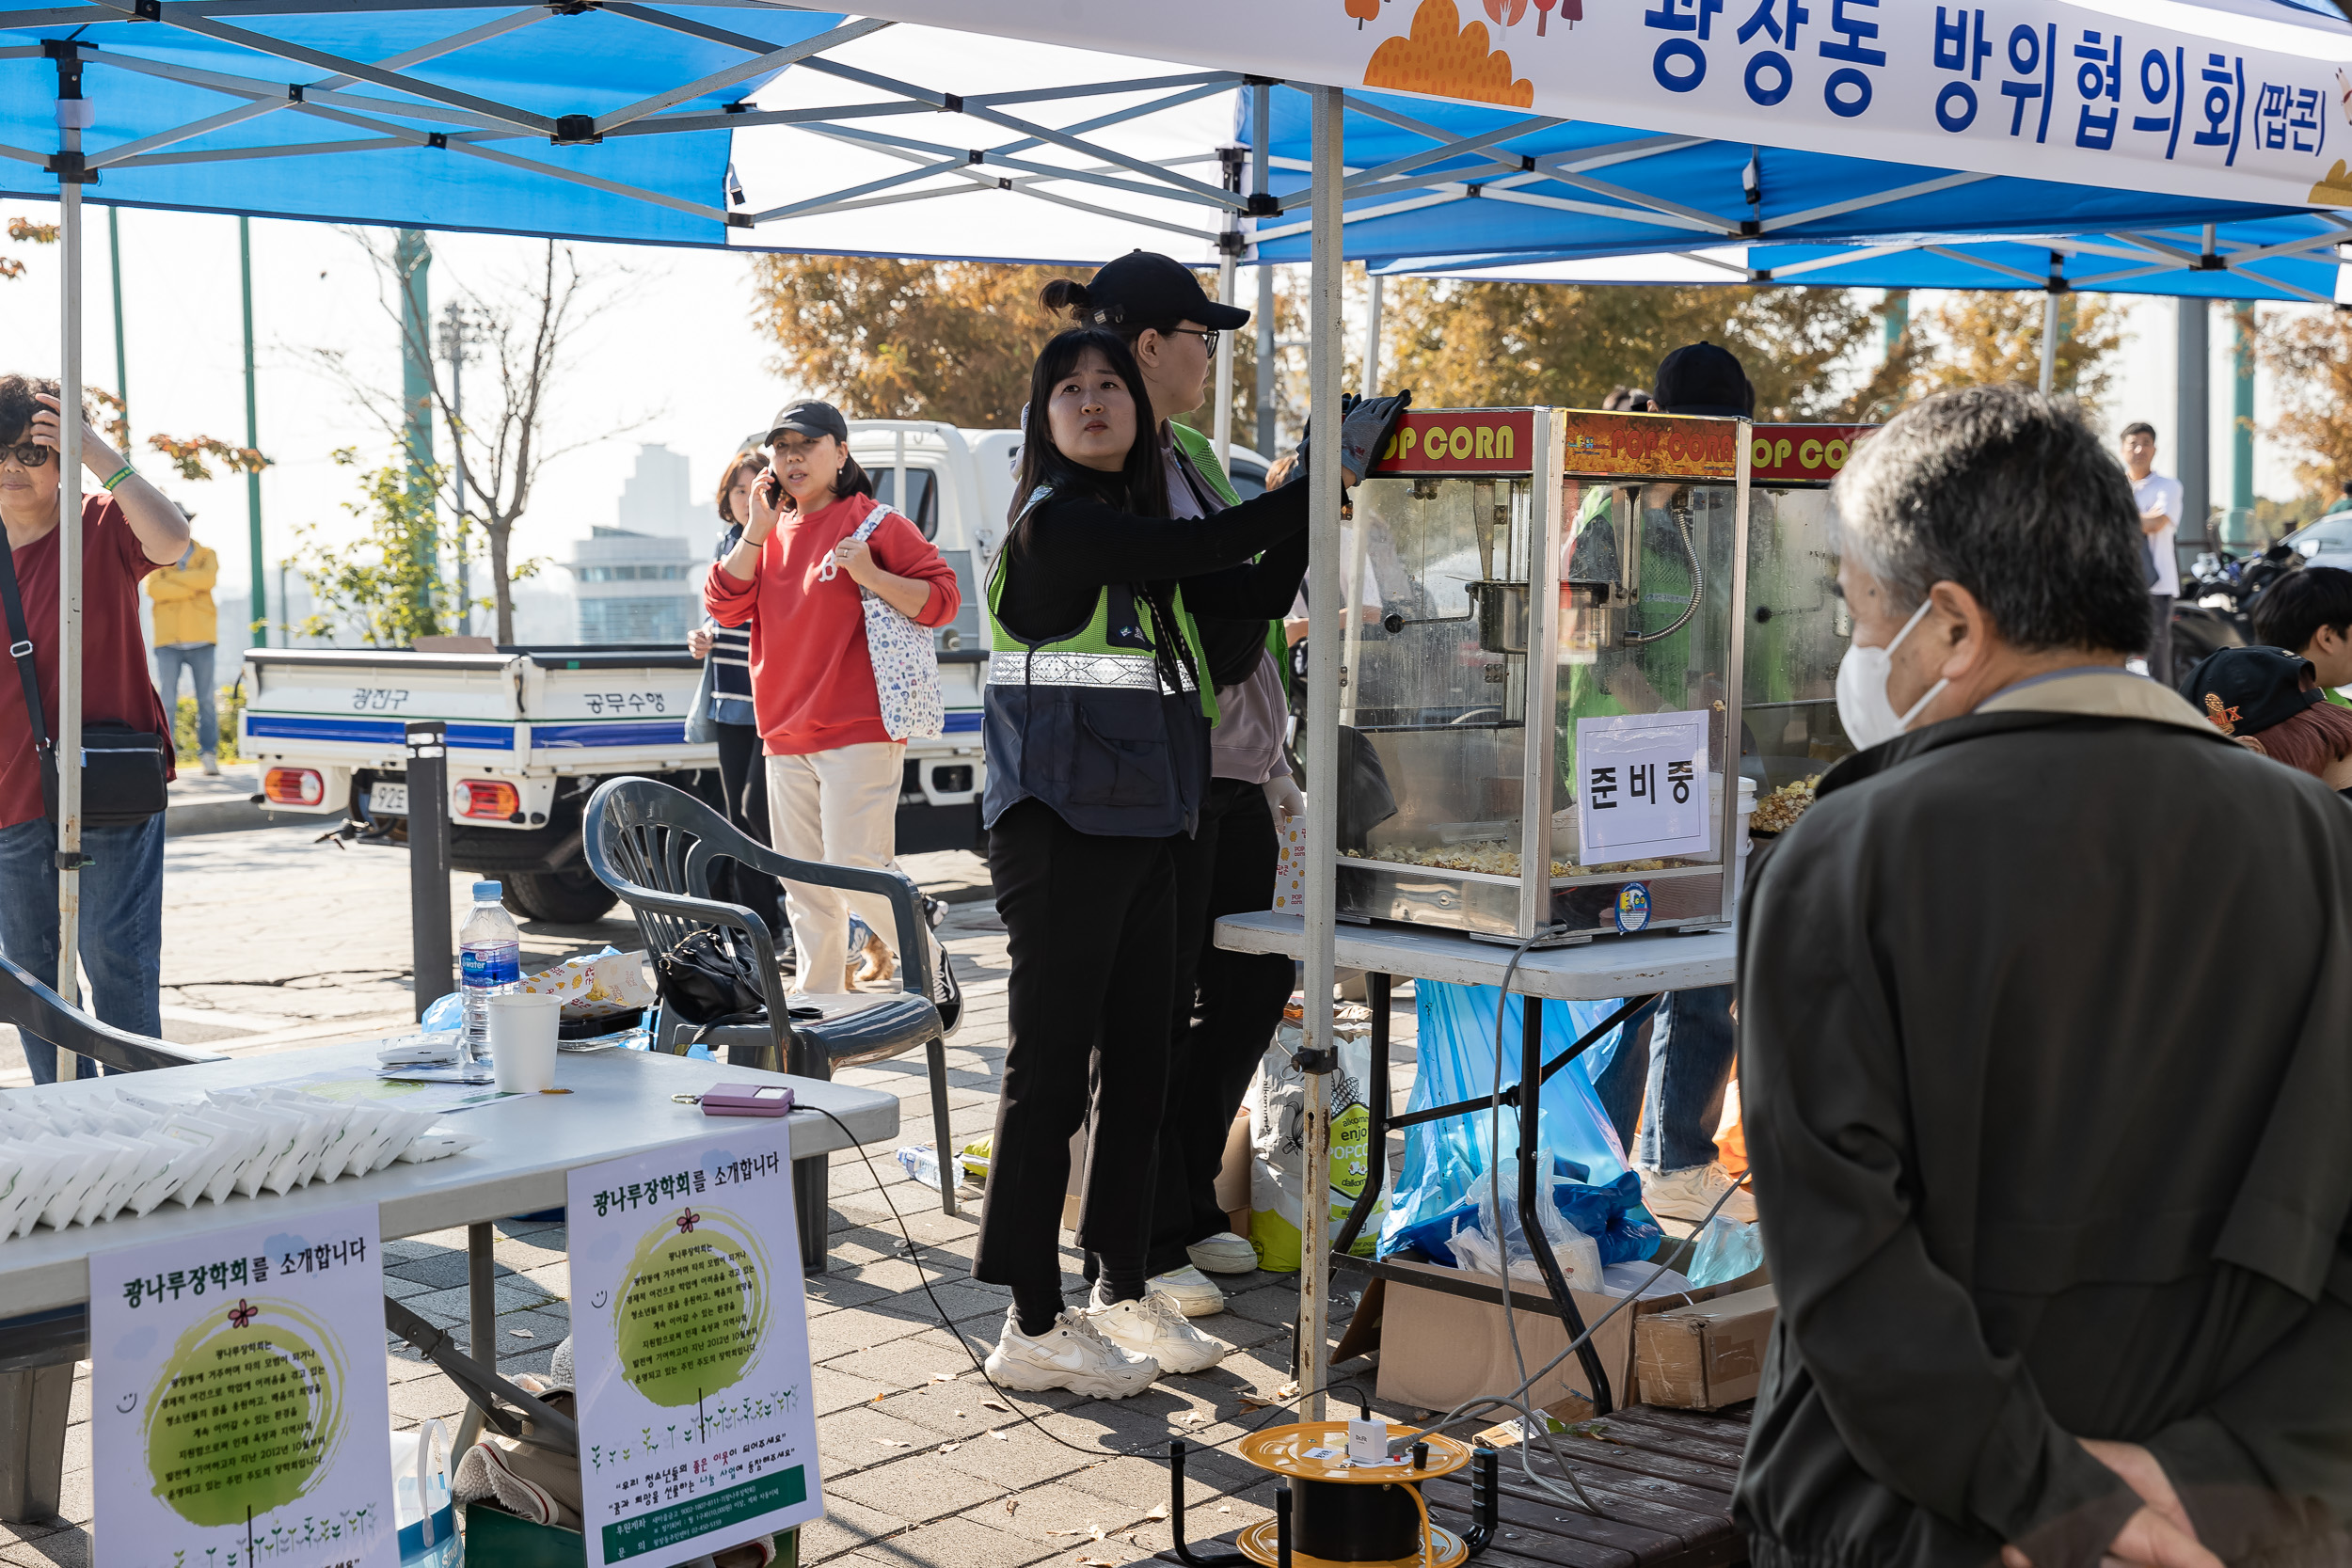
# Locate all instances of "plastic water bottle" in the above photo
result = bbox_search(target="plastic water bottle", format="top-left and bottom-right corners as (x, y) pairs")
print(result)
(895, 1145), (944, 1192)
(457, 881), (522, 1082)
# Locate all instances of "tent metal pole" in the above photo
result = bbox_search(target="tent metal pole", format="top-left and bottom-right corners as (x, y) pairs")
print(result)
(55, 50), (87, 1059)
(2038, 291), (2058, 396)
(241, 216), (264, 647)
(1297, 79), (1343, 1429)
(1362, 271), (1382, 399)
(1214, 249), (1236, 460)
(1252, 80), (1274, 456)
(2178, 299), (2210, 548)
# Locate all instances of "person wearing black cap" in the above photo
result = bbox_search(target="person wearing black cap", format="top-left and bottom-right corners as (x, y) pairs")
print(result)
(2179, 644), (2352, 790)
(1579, 342), (1753, 1229)
(1041, 253), (1306, 1315)
(704, 398), (962, 998)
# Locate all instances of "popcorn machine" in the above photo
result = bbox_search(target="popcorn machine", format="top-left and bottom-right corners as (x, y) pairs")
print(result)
(1329, 407), (1740, 943)
(1325, 409), (1875, 942)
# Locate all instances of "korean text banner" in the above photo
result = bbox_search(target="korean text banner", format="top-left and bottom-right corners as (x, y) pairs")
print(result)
(842, 0), (2352, 214)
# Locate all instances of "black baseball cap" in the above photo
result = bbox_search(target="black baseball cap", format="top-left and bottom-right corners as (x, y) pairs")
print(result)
(766, 399), (848, 445)
(1654, 341), (1755, 419)
(2178, 645), (2324, 737)
(1082, 250), (1251, 333)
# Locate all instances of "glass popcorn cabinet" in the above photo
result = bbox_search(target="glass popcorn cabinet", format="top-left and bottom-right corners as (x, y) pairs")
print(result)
(1327, 408), (1875, 943)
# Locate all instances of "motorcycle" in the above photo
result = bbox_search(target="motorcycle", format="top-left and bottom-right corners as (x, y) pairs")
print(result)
(2173, 543), (2300, 667)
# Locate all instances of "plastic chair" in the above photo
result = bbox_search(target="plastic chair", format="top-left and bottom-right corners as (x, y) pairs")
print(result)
(582, 778), (954, 1273)
(0, 957), (223, 1523)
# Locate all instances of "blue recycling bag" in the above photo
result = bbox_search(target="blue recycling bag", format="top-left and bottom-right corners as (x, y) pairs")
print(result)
(1376, 980), (1655, 1262)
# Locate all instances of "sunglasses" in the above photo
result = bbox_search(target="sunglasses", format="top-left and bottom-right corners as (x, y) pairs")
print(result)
(0, 443), (51, 468)
(1168, 327), (1221, 356)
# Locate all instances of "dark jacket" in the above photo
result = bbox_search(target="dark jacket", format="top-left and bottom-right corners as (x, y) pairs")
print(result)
(1735, 668), (2352, 1568)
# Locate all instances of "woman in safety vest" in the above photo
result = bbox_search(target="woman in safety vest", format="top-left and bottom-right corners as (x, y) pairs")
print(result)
(975, 327), (1402, 1397)
(1038, 254), (1304, 1321)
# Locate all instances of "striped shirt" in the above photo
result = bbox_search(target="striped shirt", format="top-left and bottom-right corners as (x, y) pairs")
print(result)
(709, 525), (757, 728)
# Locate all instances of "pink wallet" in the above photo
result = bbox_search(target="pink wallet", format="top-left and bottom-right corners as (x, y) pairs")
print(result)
(700, 1084), (795, 1117)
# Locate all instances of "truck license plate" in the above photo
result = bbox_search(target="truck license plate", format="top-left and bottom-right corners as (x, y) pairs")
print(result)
(369, 784), (409, 816)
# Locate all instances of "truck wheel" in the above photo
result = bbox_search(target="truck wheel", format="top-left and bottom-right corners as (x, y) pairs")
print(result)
(505, 868), (620, 925)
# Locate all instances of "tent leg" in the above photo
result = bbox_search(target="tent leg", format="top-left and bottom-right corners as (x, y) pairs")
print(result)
(1215, 250), (1236, 462)
(54, 56), (87, 1060)
(2038, 290), (2058, 397)
(1296, 80), (1345, 1429)
(1251, 81), (1275, 456)
(1363, 274), (1383, 400)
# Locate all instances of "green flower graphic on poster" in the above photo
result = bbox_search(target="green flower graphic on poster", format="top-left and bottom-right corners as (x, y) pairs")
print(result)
(568, 1122), (820, 1567)
(90, 1203), (395, 1568)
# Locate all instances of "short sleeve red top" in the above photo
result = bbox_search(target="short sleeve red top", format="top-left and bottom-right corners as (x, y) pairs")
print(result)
(0, 495), (177, 831)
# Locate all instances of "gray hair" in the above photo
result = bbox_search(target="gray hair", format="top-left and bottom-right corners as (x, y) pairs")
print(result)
(1830, 384), (2151, 655)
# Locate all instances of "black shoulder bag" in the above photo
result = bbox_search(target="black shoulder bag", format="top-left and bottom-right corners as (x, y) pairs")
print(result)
(0, 526), (169, 827)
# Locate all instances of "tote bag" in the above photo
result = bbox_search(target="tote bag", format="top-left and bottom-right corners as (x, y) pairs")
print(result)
(831, 505), (944, 741)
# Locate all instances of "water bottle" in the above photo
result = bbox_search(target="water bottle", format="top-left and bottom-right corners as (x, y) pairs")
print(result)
(457, 881), (522, 1082)
(894, 1145), (944, 1192)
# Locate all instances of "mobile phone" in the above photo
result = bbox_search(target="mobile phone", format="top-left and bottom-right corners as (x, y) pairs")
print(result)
(700, 1084), (795, 1117)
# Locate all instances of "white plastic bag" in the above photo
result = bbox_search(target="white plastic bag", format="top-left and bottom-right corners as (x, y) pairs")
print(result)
(392, 1418), (459, 1567)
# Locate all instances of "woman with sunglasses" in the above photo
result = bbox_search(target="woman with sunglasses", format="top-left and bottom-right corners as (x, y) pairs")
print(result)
(1041, 255), (1312, 1319)
(0, 375), (190, 1082)
(975, 327), (1402, 1396)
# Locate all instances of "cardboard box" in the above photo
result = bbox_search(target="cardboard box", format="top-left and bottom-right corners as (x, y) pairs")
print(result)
(1374, 1256), (1723, 1415)
(1634, 1284), (1776, 1409)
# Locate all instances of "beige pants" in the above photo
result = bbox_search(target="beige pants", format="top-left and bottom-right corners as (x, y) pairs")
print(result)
(765, 741), (906, 997)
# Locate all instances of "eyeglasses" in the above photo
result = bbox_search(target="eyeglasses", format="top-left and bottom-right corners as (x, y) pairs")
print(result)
(0, 443), (51, 469)
(1168, 328), (1221, 356)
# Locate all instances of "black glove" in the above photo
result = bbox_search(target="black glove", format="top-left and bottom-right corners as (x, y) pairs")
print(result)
(1289, 389), (1414, 487)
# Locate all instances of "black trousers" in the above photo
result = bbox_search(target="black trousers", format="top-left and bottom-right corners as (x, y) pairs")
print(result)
(1141, 777), (1295, 1275)
(973, 799), (1181, 1295)
(711, 721), (785, 935)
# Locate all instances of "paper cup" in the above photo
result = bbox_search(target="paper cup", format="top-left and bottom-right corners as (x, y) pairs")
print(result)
(486, 993), (562, 1093)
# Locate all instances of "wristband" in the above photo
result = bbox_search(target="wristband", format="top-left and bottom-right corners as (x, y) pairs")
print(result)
(101, 464), (135, 491)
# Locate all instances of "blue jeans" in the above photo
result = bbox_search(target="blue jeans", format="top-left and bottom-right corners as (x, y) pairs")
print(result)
(154, 641), (217, 753)
(1591, 984), (1737, 1172)
(0, 814), (167, 1083)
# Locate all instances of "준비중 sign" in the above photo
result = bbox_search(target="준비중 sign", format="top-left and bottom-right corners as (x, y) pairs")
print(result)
(566, 1121), (819, 1567)
(90, 1201), (396, 1568)
(1576, 710), (1713, 865)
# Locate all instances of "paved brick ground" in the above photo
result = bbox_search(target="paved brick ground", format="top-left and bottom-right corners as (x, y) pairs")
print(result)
(0, 883), (1426, 1568)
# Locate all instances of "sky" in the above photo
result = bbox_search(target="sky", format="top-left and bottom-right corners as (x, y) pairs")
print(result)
(0, 199), (2319, 623)
(0, 205), (797, 610)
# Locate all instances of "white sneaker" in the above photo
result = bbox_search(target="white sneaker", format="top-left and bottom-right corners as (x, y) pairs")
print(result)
(1148, 1264), (1225, 1319)
(1085, 1290), (1229, 1376)
(1185, 1230), (1259, 1275)
(983, 1308), (1158, 1399)
(199, 752), (220, 777)
(1640, 1163), (1756, 1226)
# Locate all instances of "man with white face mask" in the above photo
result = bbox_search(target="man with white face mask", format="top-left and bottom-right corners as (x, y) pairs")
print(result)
(1736, 384), (2352, 1568)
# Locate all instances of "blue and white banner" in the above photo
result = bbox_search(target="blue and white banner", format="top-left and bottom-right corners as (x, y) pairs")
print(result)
(845, 0), (2352, 213)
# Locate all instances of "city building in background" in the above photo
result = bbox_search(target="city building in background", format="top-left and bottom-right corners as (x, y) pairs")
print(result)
(569, 527), (700, 645)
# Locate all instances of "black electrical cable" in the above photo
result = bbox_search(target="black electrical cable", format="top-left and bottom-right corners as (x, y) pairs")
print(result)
(805, 1103), (1388, 1463)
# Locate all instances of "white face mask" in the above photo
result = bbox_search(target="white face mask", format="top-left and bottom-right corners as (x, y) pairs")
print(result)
(1835, 598), (1947, 751)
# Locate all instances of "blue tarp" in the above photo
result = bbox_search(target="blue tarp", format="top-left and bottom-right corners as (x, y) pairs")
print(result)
(1241, 86), (2328, 293)
(0, 7), (848, 245)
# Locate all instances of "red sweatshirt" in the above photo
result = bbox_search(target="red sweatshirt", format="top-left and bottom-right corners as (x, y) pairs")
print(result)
(703, 491), (961, 756)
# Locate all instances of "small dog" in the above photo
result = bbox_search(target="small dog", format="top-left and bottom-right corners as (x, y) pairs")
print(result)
(845, 926), (896, 990)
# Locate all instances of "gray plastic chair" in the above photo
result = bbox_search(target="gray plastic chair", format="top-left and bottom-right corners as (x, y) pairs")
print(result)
(0, 957), (223, 1523)
(583, 777), (955, 1272)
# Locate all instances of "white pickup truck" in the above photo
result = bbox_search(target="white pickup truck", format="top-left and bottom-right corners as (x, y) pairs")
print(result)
(240, 420), (1270, 922)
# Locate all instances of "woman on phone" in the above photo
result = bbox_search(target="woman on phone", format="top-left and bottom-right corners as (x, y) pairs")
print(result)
(704, 401), (960, 997)
(974, 328), (1401, 1395)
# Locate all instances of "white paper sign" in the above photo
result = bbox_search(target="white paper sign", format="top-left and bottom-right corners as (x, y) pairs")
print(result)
(89, 1201), (395, 1568)
(566, 1122), (819, 1568)
(1576, 710), (1711, 863)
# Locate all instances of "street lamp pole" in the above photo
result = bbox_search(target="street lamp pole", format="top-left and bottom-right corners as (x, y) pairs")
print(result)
(436, 301), (479, 636)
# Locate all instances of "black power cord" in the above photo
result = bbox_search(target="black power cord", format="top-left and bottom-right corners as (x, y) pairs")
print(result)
(804, 1104), (1391, 1463)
